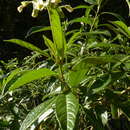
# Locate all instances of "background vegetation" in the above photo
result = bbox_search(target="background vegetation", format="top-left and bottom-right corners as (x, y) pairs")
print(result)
(0, 0), (130, 130)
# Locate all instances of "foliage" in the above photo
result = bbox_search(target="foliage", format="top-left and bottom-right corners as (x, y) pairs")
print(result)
(1, 0), (130, 130)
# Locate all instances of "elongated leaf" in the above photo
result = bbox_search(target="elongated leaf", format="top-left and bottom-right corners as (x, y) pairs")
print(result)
(26, 26), (51, 38)
(48, 8), (66, 58)
(4, 39), (48, 57)
(91, 72), (125, 94)
(84, 0), (97, 4)
(43, 35), (57, 60)
(67, 32), (81, 48)
(69, 17), (91, 25)
(74, 5), (93, 10)
(92, 75), (112, 94)
(119, 100), (130, 120)
(1, 68), (22, 94)
(87, 42), (122, 49)
(56, 92), (79, 130)
(5, 69), (21, 86)
(88, 41), (130, 53)
(112, 21), (130, 38)
(9, 68), (56, 91)
(101, 12), (125, 22)
(20, 97), (57, 130)
(68, 60), (90, 87)
(85, 30), (111, 37)
(83, 55), (119, 64)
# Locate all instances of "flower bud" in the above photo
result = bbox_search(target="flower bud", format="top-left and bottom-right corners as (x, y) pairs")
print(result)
(17, 5), (24, 13)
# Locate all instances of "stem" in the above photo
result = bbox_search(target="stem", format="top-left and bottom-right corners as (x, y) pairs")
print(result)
(58, 64), (65, 91)
(59, 64), (64, 82)
(90, 2), (101, 31)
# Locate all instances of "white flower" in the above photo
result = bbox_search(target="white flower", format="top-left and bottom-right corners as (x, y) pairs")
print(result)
(17, 1), (32, 13)
(32, 0), (46, 11)
(17, 0), (62, 17)
(51, 0), (61, 4)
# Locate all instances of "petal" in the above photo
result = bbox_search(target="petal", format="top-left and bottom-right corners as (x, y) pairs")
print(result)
(32, 9), (39, 17)
(21, 1), (32, 7)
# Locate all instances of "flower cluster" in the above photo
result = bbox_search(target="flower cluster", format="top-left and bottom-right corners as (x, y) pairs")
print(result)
(17, 0), (61, 17)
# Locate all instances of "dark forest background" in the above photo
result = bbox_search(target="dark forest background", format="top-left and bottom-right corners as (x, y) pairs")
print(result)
(0, 0), (129, 61)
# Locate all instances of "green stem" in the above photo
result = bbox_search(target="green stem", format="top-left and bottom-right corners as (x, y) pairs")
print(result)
(90, 2), (101, 31)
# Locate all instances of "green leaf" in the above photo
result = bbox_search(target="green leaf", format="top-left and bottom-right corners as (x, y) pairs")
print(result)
(20, 97), (57, 130)
(87, 42), (122, 49)
(4, 39), (48, 57)
(100, 12), (125, 22)
(26, 26), (51, 38)
(112, 21), (130, 38)
(69, 17), (91, 25)
(119, 100), (130, 120)
(68, 60), (90, 87)
(67, 32), (81, 48)
(48, 8), (66, 58)
(92, 74), (112, 94)
(56, 92), (79, 130)
(9, 68), (56, 91)
(83, 55), (118, 64)
(88, 42), (130, 53)
(85, 30), (111, 37)
(43, 35), (57, 60)
(1, 68), (22, 94)
(84, 0), (97, 4)
(91, 72), (125, 94)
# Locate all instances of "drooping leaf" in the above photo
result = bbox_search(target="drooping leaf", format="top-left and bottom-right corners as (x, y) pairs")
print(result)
(1, 68), (22, 94)
(119, 100), (130, 120)
(26, 26), (51, 38)
(92, 74), (112, 94)
(4, 39), (48, 57)
(91, 71), (125, 94)
(100, 12), (125, 22)
(68, 17), (91, 25)
(9, 68), (56, 91)
(111, 21), (130, 38)
(20, 97), (57, 130)
(56, 92), (79, 130)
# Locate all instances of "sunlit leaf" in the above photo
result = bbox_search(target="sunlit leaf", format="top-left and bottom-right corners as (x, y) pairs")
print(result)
(48, 8), (66, 59)
(4, 39), (48, 57)
(9, 68), (56, 91)
(56, 92), (79, 130)
(84, 0), (97, 4)
(112, 21), (130, 38)
(20, 97), (57, 130)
